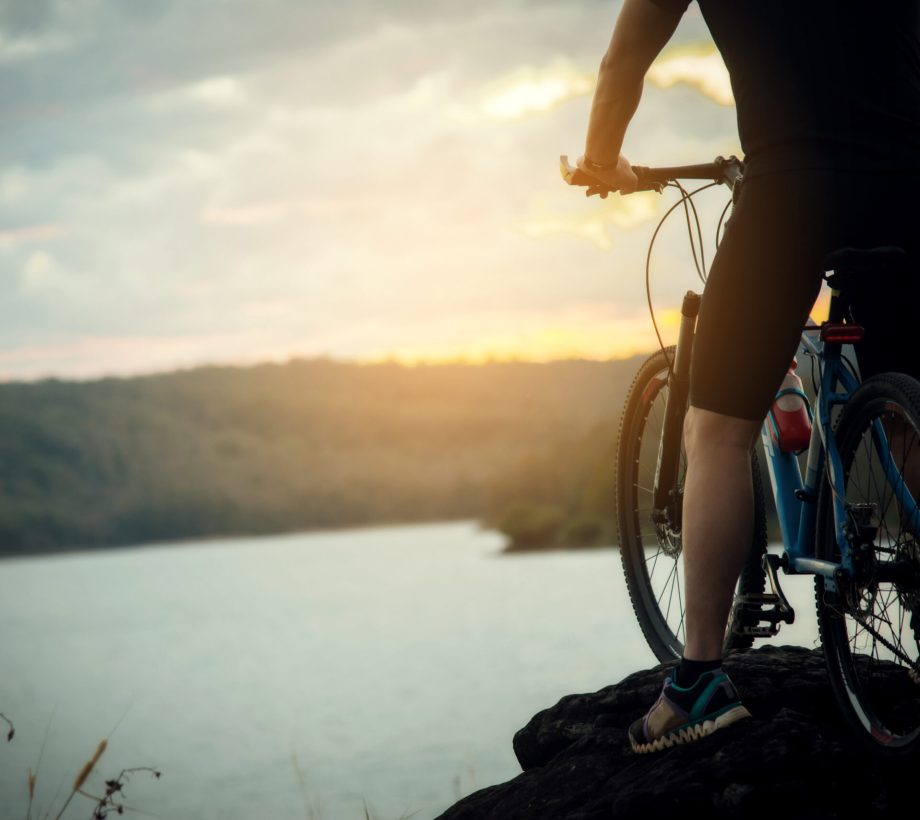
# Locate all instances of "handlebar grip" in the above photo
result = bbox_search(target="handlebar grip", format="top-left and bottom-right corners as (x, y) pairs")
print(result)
(560, 156), (663, 194)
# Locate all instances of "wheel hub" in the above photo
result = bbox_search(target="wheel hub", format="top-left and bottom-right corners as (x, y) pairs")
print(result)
(652, 509), (682, 558)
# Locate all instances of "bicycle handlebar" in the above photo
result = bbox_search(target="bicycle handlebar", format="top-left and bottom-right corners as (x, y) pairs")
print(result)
(559, 155), (744, 195)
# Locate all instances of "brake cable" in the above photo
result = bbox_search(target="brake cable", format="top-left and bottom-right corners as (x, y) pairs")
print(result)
(673, 180), (712, 284)
(644, 181), (728, 372)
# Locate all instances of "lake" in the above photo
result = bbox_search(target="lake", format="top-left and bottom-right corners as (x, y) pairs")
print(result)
(0, 522), (818, 819)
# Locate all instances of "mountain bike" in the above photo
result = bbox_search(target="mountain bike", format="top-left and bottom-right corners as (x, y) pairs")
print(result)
(561, 155), (920, 757)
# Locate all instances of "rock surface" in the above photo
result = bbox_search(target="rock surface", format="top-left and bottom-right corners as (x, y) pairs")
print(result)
(437, 645), (916, 819)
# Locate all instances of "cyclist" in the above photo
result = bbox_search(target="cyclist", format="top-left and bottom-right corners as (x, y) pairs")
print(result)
(577, 0), (920, 752)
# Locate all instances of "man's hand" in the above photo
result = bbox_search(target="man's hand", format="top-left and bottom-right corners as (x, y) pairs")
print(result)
(576, 154), (639, 194)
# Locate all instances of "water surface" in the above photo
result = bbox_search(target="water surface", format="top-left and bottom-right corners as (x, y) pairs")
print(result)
(0, 523), (817, 818)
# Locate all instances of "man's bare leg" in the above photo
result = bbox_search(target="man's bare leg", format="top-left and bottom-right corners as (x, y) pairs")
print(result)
(628, 402), (761, 751)
(680, 406), (762, 662)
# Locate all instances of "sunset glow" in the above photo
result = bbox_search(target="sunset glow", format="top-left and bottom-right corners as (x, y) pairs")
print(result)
(368, 308), (684, 365)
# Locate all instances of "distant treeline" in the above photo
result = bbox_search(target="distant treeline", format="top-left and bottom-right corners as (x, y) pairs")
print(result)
(0, 357), (651, 555)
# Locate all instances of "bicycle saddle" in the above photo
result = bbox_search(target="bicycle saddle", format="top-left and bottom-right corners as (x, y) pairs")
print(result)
(823, 246), (909, 292)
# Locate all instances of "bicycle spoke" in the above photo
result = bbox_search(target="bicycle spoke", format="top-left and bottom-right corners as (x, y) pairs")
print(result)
(648, 547), (663, 577)
(620, 349), (766, 664)
(664, 562), (679, 623)
(675, 564), (685, 642)
(855, 607), (915, 668)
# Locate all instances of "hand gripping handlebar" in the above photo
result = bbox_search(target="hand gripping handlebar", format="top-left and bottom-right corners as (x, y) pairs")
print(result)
(559, 155), (744, 196)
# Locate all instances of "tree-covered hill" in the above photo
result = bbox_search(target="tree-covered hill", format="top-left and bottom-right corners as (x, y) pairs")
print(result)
(0, 357), (645, 554)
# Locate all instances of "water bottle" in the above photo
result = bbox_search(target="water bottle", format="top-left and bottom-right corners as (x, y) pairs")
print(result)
(770, 360), (812, 453)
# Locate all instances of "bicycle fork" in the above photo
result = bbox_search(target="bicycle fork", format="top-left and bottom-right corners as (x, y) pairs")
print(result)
(652, 290), (700, 532)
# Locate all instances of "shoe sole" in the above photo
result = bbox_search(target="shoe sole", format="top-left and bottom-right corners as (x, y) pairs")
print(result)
(629, 705), (752, 754)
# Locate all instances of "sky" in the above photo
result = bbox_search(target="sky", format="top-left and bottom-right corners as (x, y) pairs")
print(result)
(0, 0), (742, 380)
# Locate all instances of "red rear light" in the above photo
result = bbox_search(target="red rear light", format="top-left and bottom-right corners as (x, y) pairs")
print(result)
(820, 323), (865, 344)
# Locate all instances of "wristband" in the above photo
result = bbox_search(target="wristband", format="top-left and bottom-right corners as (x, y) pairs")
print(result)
(583, 156), (619, 172)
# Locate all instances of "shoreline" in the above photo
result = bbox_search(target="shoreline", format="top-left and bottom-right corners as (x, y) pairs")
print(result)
(0, 517), (489, 562)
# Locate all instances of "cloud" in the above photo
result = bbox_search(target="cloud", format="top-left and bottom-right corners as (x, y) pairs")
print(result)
(185, 75), (248, 108)
(479, 59), (594, 121)
(0, 30), (74, 63)
(647, 45), (734, 106)
(20, 249), (63, 293)
(0, 1), (733, 378)
(201, 203), (287, 226)
(0, 223), (67, 248)
(518, 193), (660, 250)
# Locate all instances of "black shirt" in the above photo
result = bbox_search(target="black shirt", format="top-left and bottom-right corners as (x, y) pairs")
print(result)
(649, 0), (920, 176)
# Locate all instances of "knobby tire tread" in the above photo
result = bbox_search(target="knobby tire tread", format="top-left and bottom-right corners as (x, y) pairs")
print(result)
(616, 347), (767, 663)
(815, 371), (920, 757)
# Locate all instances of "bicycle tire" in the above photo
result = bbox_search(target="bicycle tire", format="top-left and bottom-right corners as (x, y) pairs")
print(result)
(815, 372), (920, 756)
(616, 346), (768, 662)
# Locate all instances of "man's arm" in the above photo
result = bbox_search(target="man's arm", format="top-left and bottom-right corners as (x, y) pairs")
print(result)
(579, 0), (686, 192)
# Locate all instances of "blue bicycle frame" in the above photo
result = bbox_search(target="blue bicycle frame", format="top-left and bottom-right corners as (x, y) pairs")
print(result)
(760, 317), (920, 592)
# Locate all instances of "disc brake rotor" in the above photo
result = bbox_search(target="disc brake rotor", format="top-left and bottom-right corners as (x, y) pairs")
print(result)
(653, 516), (682, 559)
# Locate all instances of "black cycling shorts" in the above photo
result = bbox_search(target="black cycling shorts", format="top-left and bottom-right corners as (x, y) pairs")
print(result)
(690, 169), (920, 420)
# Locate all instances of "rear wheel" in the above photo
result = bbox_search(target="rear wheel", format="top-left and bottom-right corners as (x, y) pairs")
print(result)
(616, 347), (768, 662)
(816, 372), (920, 756)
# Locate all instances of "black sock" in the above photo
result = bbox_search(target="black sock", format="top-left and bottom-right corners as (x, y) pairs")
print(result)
(675, 657), (722, 688)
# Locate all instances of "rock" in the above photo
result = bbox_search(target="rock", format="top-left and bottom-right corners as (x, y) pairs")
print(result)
(436, 645), (917, 819)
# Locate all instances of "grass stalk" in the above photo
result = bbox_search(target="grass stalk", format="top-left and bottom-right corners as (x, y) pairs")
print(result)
(52, 739), (106, 820)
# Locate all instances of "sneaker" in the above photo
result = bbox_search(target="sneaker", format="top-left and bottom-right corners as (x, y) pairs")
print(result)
(628, 668), (751, 753)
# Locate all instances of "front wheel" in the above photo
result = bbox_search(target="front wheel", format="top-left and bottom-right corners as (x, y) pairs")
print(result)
(616, 347), (768, 662)
(816, 372), (920, 756)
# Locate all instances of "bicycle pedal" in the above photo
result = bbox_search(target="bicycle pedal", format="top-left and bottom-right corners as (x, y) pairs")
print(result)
(731, 578), (796, 638)
(761, 554), (796, 624)
(738, 592), (782, 605)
